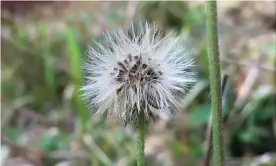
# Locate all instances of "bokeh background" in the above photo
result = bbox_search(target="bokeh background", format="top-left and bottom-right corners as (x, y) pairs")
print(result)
(1, 1), (276, 166)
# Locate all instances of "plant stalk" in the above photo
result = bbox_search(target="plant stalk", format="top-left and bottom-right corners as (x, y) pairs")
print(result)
(206, 1), (224, 166)
(137, 112), (145, 166)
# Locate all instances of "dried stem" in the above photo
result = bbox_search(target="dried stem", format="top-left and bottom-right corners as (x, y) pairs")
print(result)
(206, 1), (224, 166)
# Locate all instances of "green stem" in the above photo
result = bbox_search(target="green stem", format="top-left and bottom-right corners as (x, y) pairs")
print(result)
(137, 112), (145, 166)
(206, 1), (224, 166)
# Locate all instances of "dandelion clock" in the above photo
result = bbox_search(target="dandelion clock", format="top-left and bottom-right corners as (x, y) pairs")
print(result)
(81, 22), (196, 165)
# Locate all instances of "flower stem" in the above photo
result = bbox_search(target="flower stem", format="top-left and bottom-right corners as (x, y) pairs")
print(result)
(137, 112), (145, 166)
(206, 1), (224, 166)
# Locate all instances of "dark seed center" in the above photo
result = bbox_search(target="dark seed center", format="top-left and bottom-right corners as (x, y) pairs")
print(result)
(112, 55), (162, 89)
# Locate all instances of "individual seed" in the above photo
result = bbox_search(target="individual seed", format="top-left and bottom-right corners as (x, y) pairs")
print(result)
(118, 62), (127, 71)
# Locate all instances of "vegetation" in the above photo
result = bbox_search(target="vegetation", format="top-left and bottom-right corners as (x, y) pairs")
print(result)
(1, 1), (275, 166)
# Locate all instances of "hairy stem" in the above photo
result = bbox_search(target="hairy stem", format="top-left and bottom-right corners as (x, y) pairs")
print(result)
(137, 112), (145, 166)
(206, 1), (224, 166)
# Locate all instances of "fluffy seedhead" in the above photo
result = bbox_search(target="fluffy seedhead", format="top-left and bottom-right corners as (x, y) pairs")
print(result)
(82, 23), (196, 125)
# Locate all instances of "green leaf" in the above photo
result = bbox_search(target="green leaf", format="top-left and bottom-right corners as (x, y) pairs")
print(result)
(39, 23), (57, 99)
(40, 136), (58, 151)
(65, 28), (88, 131)
(190, 104), (211, 126)
(198, 45), (209, 77)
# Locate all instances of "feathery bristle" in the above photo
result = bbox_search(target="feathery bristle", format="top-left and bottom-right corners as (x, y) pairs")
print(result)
(81, 22), (196, 124)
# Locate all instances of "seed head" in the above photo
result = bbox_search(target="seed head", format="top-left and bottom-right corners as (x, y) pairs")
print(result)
(81, 23), (196, 124)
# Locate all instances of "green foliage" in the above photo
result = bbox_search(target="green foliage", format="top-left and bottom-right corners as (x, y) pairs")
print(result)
(190, 104), (211, 127)
(229, 91), (276, 156)
(2, 2), (275, 166)
(39, 23), (57, 99)
(40, 133), (72, 152)
(140, 1), (188, 31)
(65, 27), (89, 131)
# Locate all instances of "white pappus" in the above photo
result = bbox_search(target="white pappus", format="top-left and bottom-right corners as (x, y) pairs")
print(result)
(81, 22), (196, 124)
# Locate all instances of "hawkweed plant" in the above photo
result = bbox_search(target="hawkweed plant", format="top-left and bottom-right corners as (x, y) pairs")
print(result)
(81, 23), (196, 166)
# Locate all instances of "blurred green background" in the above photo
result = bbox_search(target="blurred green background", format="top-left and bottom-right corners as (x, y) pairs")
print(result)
(1, 1), (276, 166)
